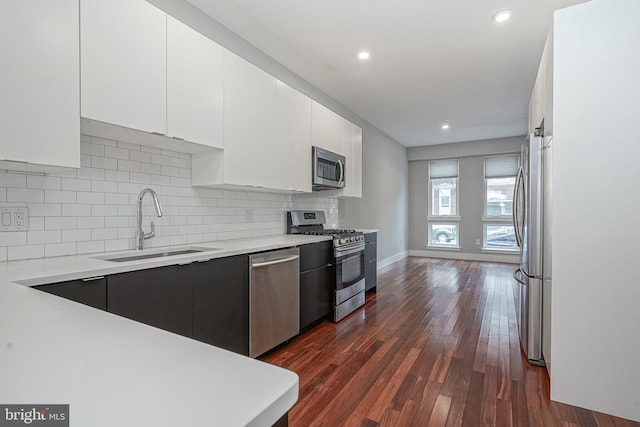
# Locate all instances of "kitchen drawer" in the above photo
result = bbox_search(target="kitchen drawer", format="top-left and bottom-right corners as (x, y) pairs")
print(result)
(299, 240), (332, 272)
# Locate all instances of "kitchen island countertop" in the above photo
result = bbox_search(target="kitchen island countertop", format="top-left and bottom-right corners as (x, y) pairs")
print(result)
(0, 277), (298, 426)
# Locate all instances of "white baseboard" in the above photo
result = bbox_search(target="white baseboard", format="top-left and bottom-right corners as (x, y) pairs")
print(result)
(408, 249), (519, 264)
(377, 251), (408, 270)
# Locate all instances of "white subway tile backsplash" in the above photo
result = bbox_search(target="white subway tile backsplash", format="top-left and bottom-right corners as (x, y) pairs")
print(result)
(92, 228), (117, 241)
(27, 175), (61, 190)
(105, 146), (129, 160)
(62, 229), (91, 242)
(0, 232), (27, 246)
(77, 240), (104, 254)
(29, 203), (61, 217)
(61, 178), (91, 192)
(45, 243), (77, 258)
(0, 135), (338, 261)
(45, 190), (76, 204)
(27, 230), (61, 245)
(8, 245), (44, 261)
(77, 217), (104, 229)
(0, 172), (27, 188)
(7, 188), (44, 203)
(29, 217), (45, 231)
(45, 217), (77, 230)
(118, 159), (140, 173)
(77, 191), (105, 205)
(62, 204), (92, 217)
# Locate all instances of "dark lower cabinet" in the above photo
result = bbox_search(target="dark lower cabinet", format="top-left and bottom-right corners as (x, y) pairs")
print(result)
(299, 241), (332, 330)
(192, 255), (249, 356)
(107, 264), (193, 337)
(364, 232), (377, 292)
(35, 276), (107, 310)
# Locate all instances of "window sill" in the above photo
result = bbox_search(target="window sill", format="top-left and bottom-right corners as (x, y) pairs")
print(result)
(427, 216), (461, 221)
(426, 245), (460, 251)
(481, 248), (520, 255)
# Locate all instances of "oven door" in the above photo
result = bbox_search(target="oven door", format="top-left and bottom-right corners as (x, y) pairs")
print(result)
(335, 245), (365, 292)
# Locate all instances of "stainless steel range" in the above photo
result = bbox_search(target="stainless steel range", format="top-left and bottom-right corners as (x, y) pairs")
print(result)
(287, 210), (366, 322)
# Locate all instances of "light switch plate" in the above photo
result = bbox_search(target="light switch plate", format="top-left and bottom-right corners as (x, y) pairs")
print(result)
(0, 207), (29, 231)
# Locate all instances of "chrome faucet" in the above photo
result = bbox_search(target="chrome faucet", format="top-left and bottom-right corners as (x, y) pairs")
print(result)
(135, 188), (164, 250)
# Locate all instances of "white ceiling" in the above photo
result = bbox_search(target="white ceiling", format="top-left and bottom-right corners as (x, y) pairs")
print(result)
(187, 0), (588, 147)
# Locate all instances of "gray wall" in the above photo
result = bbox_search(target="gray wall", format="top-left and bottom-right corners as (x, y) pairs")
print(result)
(338, 127), (408, 262)
(147, 0), (409, 262)
(409, 137), (521, 262)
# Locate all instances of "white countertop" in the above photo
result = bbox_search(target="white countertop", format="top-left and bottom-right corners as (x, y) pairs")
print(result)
(356, 228), (378, 234)
(0, 234), (331, 286)
(0, 279), (298, 426)
(0, 234), (334, 426)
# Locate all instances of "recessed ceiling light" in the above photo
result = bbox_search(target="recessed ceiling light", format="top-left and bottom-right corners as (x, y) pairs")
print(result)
(492, 10), (512, 23)
(358, 51), (370, 60)
(441, 121), (451, 130)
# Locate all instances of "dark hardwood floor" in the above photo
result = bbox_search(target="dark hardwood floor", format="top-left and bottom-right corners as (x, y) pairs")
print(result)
(264, 257), (640, 427)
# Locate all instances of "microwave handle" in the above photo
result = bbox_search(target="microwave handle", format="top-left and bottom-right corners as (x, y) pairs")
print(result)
(337, 159), (344, 187)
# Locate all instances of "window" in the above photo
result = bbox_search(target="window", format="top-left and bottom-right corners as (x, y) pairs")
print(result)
(483, 155), (519, 251)
(428, 159), (459, 248)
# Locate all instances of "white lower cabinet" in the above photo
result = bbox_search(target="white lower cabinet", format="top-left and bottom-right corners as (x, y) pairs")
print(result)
(0, 0), (80, 171)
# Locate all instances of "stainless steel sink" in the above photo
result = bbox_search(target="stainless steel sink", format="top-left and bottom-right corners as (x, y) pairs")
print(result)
(94, 247), (218, 262)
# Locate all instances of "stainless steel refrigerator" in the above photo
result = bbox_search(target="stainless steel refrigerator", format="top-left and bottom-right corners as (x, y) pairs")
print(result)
(513, 129), (551, 367)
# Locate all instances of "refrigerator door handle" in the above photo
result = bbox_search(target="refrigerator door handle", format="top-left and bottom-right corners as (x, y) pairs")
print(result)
(513, 267), (527, 285)
(513, 166), (524, 248)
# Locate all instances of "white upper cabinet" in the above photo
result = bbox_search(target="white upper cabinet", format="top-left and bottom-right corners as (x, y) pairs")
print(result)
(343, 124), (363, 198)
(167, 16), (223, 149)
(192, 51), (277, 189)
(311, 101), (346, 156)
(0, 0), (80, 171)
(252, 67), (277, 189)
(81, 0), (166, 135)
(275, 81), (312, 192)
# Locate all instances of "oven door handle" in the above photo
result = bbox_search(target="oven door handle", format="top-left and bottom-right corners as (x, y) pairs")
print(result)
(336, 246), (364, 257)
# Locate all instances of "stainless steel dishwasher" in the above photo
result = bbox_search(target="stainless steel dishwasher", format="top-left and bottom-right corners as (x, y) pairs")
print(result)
(249, 247), (300, 358)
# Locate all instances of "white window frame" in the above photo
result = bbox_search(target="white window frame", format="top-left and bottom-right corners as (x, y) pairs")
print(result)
(427, 159), (460, 249)
(482, 154), (519, 252)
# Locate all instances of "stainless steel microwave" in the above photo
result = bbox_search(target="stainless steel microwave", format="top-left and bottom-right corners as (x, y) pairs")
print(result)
(312, 146), (346, 190)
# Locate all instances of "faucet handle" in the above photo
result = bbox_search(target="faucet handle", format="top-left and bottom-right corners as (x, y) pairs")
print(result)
(144, 221), (156, 240)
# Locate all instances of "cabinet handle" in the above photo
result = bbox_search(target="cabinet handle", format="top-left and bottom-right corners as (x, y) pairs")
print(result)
(178, 261), (193, 266)
(151, 131), (165, 136)
(81, 276), (104, 282)
(171, 136), (185, 141)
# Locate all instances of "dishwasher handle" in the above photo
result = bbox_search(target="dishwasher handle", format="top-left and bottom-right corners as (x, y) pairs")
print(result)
(251, 255), (299, 268)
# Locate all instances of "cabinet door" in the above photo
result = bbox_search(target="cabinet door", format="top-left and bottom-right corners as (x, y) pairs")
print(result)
(222, 51), (253, 186)
(35, 277), (106, 311)
(192, 256), (249, 356)
(275, 81), (312, 192)
(252, 67), (277, 188)
(350, 125), (363, 198)
(311, 101), (345, 156)
(0, 1), (79, 169)
(300, 266), (332, 330)
(107, 265), (193, 337)
(299, 241), (332, 272)
(81, 0), (166, 135)
(167, 16), (223, 148)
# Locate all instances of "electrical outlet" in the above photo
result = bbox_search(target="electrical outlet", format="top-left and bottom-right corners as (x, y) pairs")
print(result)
(475, 239), (481, 246)
(245, 209), (253, 223)
(0, 207), (29, 231)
